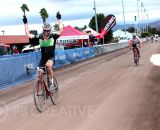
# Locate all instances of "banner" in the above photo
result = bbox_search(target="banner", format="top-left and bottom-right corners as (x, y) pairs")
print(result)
(74, 48), (86, 61)
(54, 49), (71, 68)
(83, 47), (95, 58)
(0, 52), (40, 89)
(100, 14), (116, 38)
(65, 49), (77, 62)
(0, 47), (96, 89)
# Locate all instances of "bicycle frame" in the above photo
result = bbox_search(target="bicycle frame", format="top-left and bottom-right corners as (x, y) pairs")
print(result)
(133, 47), (140, 66)
(133, 47), (138, 55)
(26, 65), (58, 112)
(37, 68), (51, 97)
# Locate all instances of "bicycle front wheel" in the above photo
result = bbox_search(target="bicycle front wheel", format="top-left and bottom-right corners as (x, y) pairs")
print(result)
(135, 54), (139, 66)
(33, 80), (47, 112)
(50, 77), (59, 105)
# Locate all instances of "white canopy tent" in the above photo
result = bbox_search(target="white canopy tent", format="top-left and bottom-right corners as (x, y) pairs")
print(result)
(113, 29), (132, 39)
(83, 27), (100, 37)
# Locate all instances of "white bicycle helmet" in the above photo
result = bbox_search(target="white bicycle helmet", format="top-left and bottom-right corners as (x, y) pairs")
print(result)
(42, 23), (52, 30)
(132, 33), (136, 37)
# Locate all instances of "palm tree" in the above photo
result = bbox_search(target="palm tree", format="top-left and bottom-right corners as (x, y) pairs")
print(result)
(39, 8), (49, 24)
(20, 4), (29, 16)
(54, 23), (60, 31)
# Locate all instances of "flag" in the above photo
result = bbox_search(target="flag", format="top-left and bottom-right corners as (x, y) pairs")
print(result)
(100, 14), (116, 38)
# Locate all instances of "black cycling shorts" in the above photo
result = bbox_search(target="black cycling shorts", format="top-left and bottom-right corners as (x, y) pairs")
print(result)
(38, 57), (55, 67)
(132, 43), (139, 48)
(39, 46), (55, 67)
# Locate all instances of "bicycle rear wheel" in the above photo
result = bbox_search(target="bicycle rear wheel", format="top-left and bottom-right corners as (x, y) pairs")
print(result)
(135, 54), (139, 66)
(50, 77), (59, 105)
(33, 80), (47, 112)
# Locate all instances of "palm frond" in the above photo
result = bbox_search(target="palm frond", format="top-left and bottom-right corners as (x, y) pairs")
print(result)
(20, 4), (29, 16)
(39, 8), (49, 23)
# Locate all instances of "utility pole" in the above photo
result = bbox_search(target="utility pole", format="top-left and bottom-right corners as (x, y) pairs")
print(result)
(93, 0), (99, 33)
(1, 30), (5, 35)
(137, 0), (140, 35)
(144, 8), (146, 32)
(134, 16), (138, 35)
(146, 12), (149, 32)
(141, 2), (144, 33)
(122, 0), (126, 35)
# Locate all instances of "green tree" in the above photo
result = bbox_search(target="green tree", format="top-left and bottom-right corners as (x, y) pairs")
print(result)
(75, 26), (81, 31)
(81, 25), (87, 31)
(75, 25), (87, 31)
(89, 13), (105, 33)
(39, 8), (49, 24)
(148, 27), (158, 34)
(105, 30), (113, 43)
(20, 3), (29, 16)
(126, 27), (135, 33)
(141, 32), (150, 38)
(54, 24), (60, 31)
(0, 46), (7, 55)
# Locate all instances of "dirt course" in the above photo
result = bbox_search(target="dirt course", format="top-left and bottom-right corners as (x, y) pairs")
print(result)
(0, 41), (160, 130)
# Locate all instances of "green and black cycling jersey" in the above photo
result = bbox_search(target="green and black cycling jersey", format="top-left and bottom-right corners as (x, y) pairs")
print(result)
(34, 33), (60, 66)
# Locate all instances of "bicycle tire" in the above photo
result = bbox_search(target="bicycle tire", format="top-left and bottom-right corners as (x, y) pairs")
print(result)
(137, 56), (139, 66)
(33, 80), (47, 112)
(50, 77), (59, 105)
(133, 48), (139, 66)
(135, 54), (139, 66)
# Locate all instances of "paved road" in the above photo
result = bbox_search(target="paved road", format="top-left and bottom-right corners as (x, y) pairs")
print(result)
(0, 41), (160, 130)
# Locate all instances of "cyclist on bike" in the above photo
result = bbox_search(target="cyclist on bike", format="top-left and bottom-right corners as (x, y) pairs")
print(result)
(128, 34), (142, 63)
(23, 12), (63, 91)
(151, 36), (154, 43)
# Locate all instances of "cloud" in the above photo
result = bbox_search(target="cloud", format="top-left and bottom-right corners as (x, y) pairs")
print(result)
(0, 0), (159, 27)
(0, 18), (90, 35)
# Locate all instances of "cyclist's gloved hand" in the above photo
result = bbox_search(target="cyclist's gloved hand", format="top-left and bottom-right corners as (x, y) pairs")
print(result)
(56, 11), (61, 20)
(23, 16), (28, 24)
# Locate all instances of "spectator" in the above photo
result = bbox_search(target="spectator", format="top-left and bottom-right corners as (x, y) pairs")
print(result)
(128, 38), (131, 47)
(86, 31), (95, 46)
(94, 39), (98, 46)
(12, 45), (19, 54)
(155, 36), (158, 43)
(83, 41), (88, 47)
(146, 36), (149, 43)
(151, 36), (154, 43)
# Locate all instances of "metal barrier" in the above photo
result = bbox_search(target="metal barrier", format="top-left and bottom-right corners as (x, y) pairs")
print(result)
(0, 42), (127, 90)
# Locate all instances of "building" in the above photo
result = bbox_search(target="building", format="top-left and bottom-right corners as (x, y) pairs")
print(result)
(0, 35), (29, 53)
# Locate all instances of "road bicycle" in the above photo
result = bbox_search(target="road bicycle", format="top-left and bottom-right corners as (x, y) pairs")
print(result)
(133, 47), (140, 66)
(26, 66), (59, 112)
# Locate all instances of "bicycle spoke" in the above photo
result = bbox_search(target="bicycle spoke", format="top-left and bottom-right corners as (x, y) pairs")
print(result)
(50, 77), (59, 105)
(33, 80), (47, 112)
(33, 67), (59, 112)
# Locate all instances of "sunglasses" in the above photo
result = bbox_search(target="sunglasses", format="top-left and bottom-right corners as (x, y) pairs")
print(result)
(43, 30), (50, 32)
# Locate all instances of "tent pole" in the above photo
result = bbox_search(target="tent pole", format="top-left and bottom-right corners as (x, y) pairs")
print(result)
(103, 37), (104, 44)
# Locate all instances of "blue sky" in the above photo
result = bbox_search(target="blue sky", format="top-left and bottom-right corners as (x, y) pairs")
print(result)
(0, 0), (159, 35)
